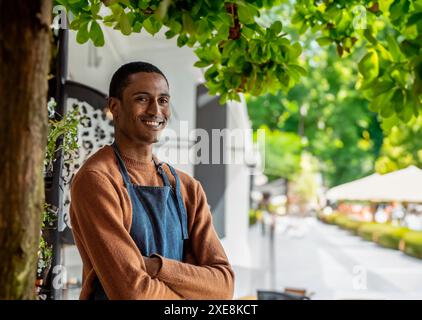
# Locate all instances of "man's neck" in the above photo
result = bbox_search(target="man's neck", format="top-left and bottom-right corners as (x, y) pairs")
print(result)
(114, 132), (153, 164)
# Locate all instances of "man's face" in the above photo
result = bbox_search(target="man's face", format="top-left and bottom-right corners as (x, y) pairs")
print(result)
(110, 72), (170, 145)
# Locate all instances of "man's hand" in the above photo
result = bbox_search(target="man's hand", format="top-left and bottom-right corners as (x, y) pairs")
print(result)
(143, 255), (162, 278)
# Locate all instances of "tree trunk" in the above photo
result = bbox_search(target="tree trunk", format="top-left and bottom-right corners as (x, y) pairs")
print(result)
(0, 0), (52, 299)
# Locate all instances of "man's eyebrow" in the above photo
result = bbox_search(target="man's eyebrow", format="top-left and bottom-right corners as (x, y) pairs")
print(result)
(132, 91), (170, 97)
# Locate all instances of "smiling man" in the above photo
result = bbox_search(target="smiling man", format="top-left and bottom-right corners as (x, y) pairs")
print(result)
(69, 62), (235, 300)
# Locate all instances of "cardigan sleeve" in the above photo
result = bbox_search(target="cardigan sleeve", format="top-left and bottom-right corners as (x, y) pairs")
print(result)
(70, 170), (183, 300)
(151, 180), (235, 299)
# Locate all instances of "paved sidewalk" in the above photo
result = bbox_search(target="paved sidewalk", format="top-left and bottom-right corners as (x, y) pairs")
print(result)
(233, 216), (422, 299)
(62, 215), (422, 299)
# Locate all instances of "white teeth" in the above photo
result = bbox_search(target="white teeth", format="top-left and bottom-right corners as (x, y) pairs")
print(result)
(144, 121), (160, 126)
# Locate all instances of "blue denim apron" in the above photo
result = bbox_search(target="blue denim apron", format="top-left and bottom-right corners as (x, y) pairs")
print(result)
(91, 142), (189, 299)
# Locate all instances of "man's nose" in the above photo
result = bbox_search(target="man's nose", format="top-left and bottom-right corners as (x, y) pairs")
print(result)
(146, 99), (161, 116)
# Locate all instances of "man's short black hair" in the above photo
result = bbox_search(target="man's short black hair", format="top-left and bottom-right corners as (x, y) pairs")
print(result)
(108, 61), (169, 99)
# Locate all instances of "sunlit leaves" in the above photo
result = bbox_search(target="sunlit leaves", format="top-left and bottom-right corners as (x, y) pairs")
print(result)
(58, 0), (421, 120)
(358, 50), (379, 81)
(143, 15), (162, 35)
(76, 21), (90, 44)
(255, 126), (303, 179)
(56, 0), (306, 104)
(119, 11), (132, 35)
(248, 47), (384, 186)
(292, 0), (422, 125)
(316, 37), (332, 46)
(375, 115), (422, 174)
(89, 20), (105, 46)
(237, 2), (259, 24)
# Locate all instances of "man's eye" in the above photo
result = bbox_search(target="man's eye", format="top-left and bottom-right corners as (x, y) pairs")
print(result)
(137, 97), (148, 102)
(159, 98), (169, 104)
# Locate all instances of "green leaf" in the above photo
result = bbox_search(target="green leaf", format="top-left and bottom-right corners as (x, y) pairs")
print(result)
(336, 10), (351, 33)
(89, 20), (105, 46)
(371, 86), (395, 112)
(379, 0), (394, 13)
(400, 40), (420, 58)
(316, 37), (332, 46)
(137, 0), (149, 10)
(76, 21), (90, 44)
(157, 0), (171, 19)
(223, 40), (237, 57)
(288, 64), (307, 77)
(196, 19), (210, 42)
(358, 51), (379, 81)
(298, 21), (308, 35)
(69, 17), (81, 30)
(90, 1), (101, 16)
(291, 13), (303, 24)
(109, 3), (123, 17)
(389, 0), (405, 22)
(219, 93), (228, 105)
(391, 88), (405, 113)
(133, 21), (142, 33)
(326, 5), (342, 22)
(194, 60), (212, 68)
(143, 15), (161, 35)
(397, 103), (413, 122)
(380, 114), (399, 132)
(237, 3), (258, 24)
(103, 14), (116, 23)
(164, 29), (176, 38)
(390, 68), (407, 87)
(372, 80), (395, 97)
(407, 12), (422, 26)
(386, 35), (402, 61)
(269, 21), (282, 34)
(204, 64), (218, 79)
(288, 42), (302, 60)
(369, 96), (382, 112)
(380, 102), (394, 118)
(242, 26), (256, 39)
(182, 12), (195, 34)
(119, 12), (132, 35)
(363, 28), (378, 45)
(168, 19), (182, 34)
(285, 66), (301, 83)
(177, 34), (189, 47)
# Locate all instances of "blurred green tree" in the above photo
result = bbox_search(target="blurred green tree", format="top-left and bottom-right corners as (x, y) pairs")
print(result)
(292, 0), (422, 125)
(249, 46), (384, 187)
(256, 126), (302, 180)
(376, 115), (422, 173)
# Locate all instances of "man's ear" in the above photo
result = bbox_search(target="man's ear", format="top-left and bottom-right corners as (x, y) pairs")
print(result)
(108, 97), (120, 121)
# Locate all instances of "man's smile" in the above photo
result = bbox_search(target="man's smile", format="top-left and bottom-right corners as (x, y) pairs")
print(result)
(140, 117), (166, 130)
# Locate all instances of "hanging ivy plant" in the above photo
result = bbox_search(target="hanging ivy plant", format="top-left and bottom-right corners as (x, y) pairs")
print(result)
(36, 98), (82, 299)
(45, 98), (81, 174)
(35, 204), (56, 299)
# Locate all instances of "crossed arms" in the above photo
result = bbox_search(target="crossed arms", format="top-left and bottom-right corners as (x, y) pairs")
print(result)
(70, 170), (235, 300)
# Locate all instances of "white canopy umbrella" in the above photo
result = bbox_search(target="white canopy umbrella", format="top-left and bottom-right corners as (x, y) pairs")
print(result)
(326, 166), (422, 203)
(326, 173), (381, 202)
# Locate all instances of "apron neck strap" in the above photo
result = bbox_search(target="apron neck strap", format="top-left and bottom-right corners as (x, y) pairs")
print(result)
(154, 161), (172, 187)
(111, 141), (131, 186)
